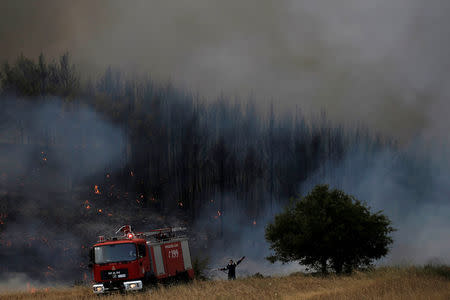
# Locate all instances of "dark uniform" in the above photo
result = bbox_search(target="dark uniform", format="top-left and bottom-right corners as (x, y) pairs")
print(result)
(220, 256), (245, 280)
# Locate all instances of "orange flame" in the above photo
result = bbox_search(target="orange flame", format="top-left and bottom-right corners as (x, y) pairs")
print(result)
(84, 200), (91, 210)
(27, 283), (37, 294)
(94, 185), (101, 194)
(41, 151), (47, 162)
(253, 220), (257, 225)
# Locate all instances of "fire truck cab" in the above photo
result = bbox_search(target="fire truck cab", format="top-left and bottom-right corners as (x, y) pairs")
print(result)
(90, 225), (194, 293)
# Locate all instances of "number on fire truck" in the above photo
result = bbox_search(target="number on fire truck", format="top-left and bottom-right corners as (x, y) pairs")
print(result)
(168, 249), (179, 258)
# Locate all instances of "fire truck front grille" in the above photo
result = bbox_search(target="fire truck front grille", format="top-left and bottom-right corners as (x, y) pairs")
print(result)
(101, 268), (129, 280)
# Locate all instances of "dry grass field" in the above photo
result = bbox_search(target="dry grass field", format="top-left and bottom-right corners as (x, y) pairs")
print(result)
(1, 266), (449, 300)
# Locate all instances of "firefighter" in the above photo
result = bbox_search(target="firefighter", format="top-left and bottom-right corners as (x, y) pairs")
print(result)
(219, 256), (245, 280)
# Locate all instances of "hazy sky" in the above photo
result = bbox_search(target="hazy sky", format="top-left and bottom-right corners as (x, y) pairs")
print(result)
(1, 0), (449, 142)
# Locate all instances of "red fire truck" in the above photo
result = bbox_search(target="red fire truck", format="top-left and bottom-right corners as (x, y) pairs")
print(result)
(90, 225), (194, 293)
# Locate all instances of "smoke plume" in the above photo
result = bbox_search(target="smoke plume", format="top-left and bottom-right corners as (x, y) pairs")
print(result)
(0, 97), (126, 284)
(0, 0), (449, 284)
(1, 0), (450, 141)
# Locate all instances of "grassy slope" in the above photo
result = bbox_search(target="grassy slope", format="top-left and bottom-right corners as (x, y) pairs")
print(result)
(2, 266), (449, 300)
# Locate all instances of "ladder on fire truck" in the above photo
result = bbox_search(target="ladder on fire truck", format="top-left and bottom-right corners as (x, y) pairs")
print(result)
(115, 225), (187, 242)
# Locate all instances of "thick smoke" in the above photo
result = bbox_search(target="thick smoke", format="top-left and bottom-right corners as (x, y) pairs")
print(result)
(193, 200), (304, 279)
(0, 97), (126, 285)
(0, 0), (449, 283)
(200, 139), (450, 278)
(298, 140), (450, 265)
(1, 0), (450, 140)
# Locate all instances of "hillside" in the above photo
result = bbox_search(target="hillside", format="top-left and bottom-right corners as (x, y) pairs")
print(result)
(1, 266), (449, 300)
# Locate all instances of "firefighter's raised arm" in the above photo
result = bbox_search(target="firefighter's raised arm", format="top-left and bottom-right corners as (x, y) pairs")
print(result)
(236, 256), (246, 265)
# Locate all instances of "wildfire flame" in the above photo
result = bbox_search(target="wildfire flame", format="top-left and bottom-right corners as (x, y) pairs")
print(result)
(253, 220), (257, 225)
(94, 185), (101, 194)
(130, 171), (134, 177)
(178, 202), (183, 207)
(26, 283), (49, 294)
(84, 200), (91, 210)
(27, 283), (37, 294)
(41, 151), (48, 162)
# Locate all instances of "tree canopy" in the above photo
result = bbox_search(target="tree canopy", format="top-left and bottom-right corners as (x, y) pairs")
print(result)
(265, 184), (395, 274)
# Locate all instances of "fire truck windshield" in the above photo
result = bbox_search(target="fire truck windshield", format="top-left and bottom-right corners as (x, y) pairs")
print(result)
(94, 243), (137, 264)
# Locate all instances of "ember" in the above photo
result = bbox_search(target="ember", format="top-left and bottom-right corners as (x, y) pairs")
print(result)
(84, 200), (91, 210)
(41, 151), (48, 162)
(27, 283), (37, 294)
(44, 265), (56, 278)
(94, 185), (101, 194)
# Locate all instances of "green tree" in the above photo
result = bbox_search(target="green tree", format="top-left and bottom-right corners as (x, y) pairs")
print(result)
(265, 184), (394, 274)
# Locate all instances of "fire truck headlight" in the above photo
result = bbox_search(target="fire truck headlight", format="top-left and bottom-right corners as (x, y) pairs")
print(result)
(93, 284), (105, 294)
(123, 280), (143, 291)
